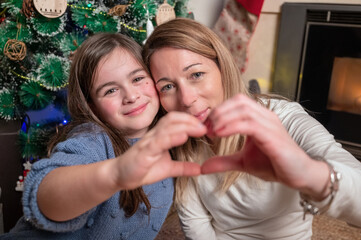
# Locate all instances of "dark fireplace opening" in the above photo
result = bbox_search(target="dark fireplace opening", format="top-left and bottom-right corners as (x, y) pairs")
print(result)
(273, 3), (361, 159)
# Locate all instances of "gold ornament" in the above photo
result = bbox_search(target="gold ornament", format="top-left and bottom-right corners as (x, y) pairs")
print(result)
(156, 0), (176, 26)
(3, 39), (27, 61)
(108, 5), (128, 17)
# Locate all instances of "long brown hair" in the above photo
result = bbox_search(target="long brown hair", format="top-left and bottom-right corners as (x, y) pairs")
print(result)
(49, 33), (158, 217)
(143, 18), (256, 204)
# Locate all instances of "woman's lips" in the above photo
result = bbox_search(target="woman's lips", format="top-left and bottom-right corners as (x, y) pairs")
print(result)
(124, 103), (148, 116)
(194, 108), (209, 122)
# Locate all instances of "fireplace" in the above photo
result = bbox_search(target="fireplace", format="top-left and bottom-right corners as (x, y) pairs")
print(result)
(273, 3), (361, 160)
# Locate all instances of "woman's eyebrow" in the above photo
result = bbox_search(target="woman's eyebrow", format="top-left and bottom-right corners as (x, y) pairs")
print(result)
(155, 63), (202, 84)
(183, 63), (201, 72)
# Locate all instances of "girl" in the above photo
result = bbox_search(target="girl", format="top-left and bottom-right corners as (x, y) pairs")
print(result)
(143, 18), (361, 239)
(2, 32), (206, 239)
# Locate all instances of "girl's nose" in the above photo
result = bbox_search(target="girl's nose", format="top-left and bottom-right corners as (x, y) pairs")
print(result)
(122, 87), (140, 104)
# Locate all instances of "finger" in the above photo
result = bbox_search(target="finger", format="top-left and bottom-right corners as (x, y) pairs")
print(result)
(168, 161), (202, 177)
(201, 153), (244, 174)
(150, 123), (206, 151)
(209, 95), (268, 132)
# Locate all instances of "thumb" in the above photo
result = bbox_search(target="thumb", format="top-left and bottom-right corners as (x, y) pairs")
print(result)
(201, 152), (244, 174)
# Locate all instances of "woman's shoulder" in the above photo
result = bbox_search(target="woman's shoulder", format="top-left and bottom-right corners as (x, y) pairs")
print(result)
(259, 96), (306, 116)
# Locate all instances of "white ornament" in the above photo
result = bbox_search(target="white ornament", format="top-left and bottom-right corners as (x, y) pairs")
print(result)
(23, 161), (32, 171)
(143, 9), (154, 45)
(33, 0), (68, 18)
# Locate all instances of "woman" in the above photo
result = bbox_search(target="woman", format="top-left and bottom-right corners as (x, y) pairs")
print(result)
(143, 18), (361, 239)
(1, 32), (206, 239)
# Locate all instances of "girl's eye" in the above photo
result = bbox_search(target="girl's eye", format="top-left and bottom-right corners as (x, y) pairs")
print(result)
(133, 77), (145, 83)
(159, 84), (174, 93)
(104, 88), (117, 96)
(191, 72), (204, 79)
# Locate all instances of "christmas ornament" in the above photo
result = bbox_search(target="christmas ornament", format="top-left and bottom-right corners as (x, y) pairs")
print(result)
(108, 4), (128, 17)
(21, 0), (36, 18)
(33, 0), (68, 18)
(156, 0), (176, 26)
(3, 39), (27, 61)
(143, 8), (154, 45)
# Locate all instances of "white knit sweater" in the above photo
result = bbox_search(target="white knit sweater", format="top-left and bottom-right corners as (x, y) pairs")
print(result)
(178, 99), (361, 240)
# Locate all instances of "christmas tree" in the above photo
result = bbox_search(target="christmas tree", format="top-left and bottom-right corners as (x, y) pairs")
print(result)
(0, 0), (192, 191)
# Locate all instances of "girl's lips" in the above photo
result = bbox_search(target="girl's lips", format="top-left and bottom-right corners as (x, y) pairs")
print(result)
(124, 103), (148, 116)
(194, 108), (209, 122)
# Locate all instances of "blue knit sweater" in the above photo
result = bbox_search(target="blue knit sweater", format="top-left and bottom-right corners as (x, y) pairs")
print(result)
(1, 123), (174, 239)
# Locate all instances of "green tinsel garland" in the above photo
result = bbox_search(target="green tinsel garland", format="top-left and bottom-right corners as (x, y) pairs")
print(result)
(0, 88), (17, 120)
(0, 0), (22, 15)
(31, 13), (65, 37)
(70, 2), (96, 29)
(19, 81), (54, 110)
(87, 10), (118, 33)
(18, 123), (58, 158)
(58, 31), (86, 57)
(35, 54), (70, 91)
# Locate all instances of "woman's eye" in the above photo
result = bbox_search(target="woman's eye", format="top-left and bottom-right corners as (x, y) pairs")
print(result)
(160, 84), (174, 92)
(191, 72), (204, 79)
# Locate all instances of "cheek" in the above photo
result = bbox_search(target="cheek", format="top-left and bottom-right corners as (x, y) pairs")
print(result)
(142, 80), (159, 98)
(159, 96), (176, 112)
(99, 100), (118, 115)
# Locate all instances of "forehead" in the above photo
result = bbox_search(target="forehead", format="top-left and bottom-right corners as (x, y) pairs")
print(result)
(151, 47), (216, 71)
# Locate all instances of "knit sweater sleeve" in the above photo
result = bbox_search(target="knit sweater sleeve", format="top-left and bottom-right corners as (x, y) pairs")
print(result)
(270, 99), (361, 228)
(22, 124), (115, 232)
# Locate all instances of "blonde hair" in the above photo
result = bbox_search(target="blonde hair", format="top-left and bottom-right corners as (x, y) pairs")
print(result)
(143, 18), (255, 203)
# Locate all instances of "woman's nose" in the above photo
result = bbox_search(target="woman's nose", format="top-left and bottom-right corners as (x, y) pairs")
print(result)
(122, 87), (140, 104)
(179, 86), (197, 108)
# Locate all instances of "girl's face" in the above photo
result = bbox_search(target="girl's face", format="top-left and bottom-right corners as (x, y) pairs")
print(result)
(150, 47), (224, 122)
(90, 48), (159, 138)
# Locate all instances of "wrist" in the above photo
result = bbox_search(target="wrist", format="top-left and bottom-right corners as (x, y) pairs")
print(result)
(299, 158), (341, 219)
(299, 158), (331, 201)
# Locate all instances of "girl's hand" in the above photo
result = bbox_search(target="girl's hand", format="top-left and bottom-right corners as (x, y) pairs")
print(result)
(201, 94), (329, 195)
(113, 111), (207, 190)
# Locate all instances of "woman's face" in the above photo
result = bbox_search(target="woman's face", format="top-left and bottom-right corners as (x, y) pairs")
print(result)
(90, 48), (159, 138)
(150, 47), (224, 122)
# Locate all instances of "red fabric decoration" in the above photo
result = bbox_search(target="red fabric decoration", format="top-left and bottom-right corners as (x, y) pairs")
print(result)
(236, 0), (264, 16)
(213, 0), (262, 73)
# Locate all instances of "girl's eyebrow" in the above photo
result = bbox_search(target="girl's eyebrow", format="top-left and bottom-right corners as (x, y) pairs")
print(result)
(95, 81), (117, 95)
(127, 68), (145, 78)
(95, 68), (145, 95)
(156, 63), (202, 84)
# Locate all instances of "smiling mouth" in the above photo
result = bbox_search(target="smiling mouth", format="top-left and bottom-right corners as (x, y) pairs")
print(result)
(124, 103), (148, 116)
(194, 108), (209, 122)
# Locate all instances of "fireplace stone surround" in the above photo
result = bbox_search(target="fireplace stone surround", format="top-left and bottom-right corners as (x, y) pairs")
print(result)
(272, 3), (361, 160)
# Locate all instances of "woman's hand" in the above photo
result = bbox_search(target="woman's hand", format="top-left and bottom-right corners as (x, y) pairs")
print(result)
(113, 111), (207, 190)
(201, 94), (330, 198)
